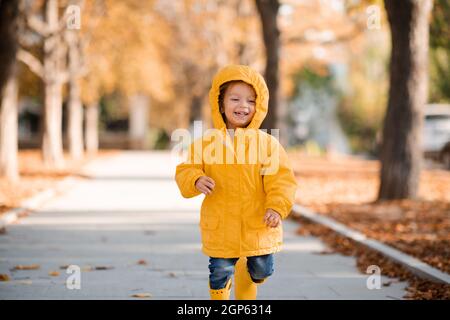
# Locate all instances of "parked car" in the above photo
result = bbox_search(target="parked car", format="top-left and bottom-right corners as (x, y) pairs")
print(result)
(422, 104), (450, 169)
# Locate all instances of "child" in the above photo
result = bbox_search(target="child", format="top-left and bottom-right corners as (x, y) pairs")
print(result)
(175, 65), (297, 300)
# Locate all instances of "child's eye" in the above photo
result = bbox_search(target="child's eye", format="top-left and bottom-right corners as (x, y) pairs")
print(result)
(248, 100), (256, 104)
(231, 98), (239, 102)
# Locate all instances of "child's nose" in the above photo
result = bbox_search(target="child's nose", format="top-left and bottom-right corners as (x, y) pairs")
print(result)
(240, 101), (251, 108)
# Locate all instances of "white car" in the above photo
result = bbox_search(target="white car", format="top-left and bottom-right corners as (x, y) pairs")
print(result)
(422, 104), (450, 169)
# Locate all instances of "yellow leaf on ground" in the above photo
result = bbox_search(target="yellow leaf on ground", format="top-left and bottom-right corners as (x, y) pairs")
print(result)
(131, 293), (152, 298)
(0, 274), (10, 281)
(13, 264), (40, 270)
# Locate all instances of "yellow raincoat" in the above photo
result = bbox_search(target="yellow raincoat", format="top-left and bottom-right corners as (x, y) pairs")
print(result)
(175, 65), (298, 258)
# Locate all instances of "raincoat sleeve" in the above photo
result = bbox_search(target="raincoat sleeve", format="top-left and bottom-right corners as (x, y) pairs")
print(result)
(262, 139), (298, 220)
(175, 139), (206, 198)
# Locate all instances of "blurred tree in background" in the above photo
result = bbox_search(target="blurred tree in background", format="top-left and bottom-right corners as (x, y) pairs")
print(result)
(0, 0), (20, 182)
(1, 0), (446, 188)
(337, 30), (389, 156)
(282, 0), (384, 156)
(429, 0), (450, 103)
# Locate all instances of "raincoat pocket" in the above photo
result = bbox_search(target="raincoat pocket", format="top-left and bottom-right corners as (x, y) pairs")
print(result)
(201, 215), (220, 230)
(200, 215), (222, 250)
(259, 227), (282, 249)
(246, 215), (281, 249)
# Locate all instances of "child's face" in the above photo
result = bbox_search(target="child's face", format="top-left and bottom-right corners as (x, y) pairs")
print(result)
(221, 82), (257, 129)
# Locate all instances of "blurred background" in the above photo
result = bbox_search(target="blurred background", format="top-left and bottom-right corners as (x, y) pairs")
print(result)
(0, 0), (447, 162)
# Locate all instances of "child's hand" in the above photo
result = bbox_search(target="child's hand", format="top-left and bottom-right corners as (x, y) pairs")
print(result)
(195, 176), (215, 195)
(264, 209), (281, 228)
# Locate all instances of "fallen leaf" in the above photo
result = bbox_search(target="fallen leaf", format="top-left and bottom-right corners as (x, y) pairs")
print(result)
(17, 280), (32, 285)
(95, 265), (114, 270)
(131, 293), (152, 298)
(48, 271), (60, 277)
(315, 250), (335, 255)
(13, 264), (40, 270)
(137, 259), (147, 265)
(0, 274), (10, 281)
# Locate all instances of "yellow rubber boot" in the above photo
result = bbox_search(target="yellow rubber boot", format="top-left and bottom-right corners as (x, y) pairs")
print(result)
(209, 278), (232, 300)
(234, 257), (258, 300)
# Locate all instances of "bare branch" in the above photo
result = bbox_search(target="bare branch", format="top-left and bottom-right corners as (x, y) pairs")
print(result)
(26, 6), (73, 38)
(27, 15), (51, 36)
(57, 10), (70, 33)
(16, 49), (44, 79)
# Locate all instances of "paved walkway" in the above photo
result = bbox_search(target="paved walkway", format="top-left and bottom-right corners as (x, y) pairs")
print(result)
(0, 151), (408, 299)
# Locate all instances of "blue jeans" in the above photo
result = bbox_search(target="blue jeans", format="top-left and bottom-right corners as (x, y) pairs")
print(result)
(208, 254), (274, 290)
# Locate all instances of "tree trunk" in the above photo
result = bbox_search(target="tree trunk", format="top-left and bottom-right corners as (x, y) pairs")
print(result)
(0, 0), (19, 91)
(68, 81), (83, 160)
(0, 71), (19, 182)
(67, 31), (84, 160)
(255, 0), (280, 131)
(85, 102), (99, 155)
(128, 94), (149, 150)
(0, 0), (19, 182)
(42, 81), (64, 168)
(378, 0), (433, 200)
(41, 0), (65, 168)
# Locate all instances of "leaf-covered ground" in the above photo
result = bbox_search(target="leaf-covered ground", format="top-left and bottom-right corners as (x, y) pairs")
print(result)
(289, 151), (450, 299)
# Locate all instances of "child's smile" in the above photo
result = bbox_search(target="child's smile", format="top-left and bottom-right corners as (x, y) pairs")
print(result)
(233, 109), (250, 119)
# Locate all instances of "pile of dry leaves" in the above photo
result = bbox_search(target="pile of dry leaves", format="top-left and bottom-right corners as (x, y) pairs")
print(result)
(289, 151), (450, 300)
(294, 216), (450, 300)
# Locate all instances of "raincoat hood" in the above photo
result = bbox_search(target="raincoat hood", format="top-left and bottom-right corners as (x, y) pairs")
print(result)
(209, 65), (269, 130)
